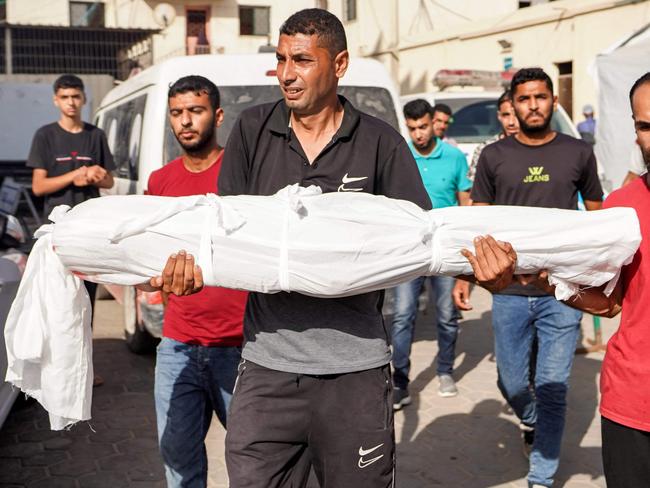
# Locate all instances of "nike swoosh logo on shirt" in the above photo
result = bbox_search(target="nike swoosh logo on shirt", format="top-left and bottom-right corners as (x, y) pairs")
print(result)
(358, 454), (384, 468)
(338, 173), (368, 192)
(358, 443), (384, 456)
(342, 173), (368, 184)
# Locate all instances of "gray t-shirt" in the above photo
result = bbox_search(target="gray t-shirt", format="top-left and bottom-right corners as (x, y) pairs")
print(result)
(219, 98), (432, 374)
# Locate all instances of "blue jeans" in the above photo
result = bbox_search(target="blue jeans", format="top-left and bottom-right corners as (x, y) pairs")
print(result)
(391, 276), (460, 389)
(492, 295), (582, 487)
(154, 337), (241, 488)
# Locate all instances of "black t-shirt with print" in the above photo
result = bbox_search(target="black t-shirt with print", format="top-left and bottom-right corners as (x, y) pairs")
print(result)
(27, 122), (115, 218)
(471, 132), (603, 208)
(471, 132), (603, 296)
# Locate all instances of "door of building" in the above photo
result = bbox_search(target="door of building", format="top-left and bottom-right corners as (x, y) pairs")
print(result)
(186, 8), (210, 55)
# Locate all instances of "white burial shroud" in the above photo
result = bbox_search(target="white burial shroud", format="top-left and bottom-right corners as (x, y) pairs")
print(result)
(4, 184), (641, 429)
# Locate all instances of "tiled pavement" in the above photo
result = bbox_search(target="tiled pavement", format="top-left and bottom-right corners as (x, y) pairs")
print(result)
(0, 286), (616, 487)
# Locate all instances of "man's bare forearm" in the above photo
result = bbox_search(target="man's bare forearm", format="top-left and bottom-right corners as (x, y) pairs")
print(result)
(563, 283), (622, 318)
(32, 169), (78, 196)
(457, 191), (471, 207)
(532, 276), (622, 318)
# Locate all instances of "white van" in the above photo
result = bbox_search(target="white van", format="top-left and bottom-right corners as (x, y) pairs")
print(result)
(95, 53), (406, 196)
(94, 53), (406, 352)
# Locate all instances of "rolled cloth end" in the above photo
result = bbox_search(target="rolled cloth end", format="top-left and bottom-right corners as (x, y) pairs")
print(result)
(548, 274), (579, 301)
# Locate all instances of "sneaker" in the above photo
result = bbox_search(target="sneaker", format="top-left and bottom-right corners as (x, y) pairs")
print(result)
(392, 387), (411, 411)
(438, 375), (458, 397)
(520, 423), (535, 459)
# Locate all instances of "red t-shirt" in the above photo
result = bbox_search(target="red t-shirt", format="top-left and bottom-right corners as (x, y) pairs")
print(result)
(147, 154), (247, 347)
(601, 176), (650, 431)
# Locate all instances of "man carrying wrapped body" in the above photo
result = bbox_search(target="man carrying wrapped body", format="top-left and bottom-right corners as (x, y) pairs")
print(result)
(4, 185), (640, 431)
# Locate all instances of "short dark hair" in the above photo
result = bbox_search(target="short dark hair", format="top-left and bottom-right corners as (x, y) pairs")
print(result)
(510, 67), (553, 95)
(279, 8), (347, 56)
(497, 90), (512, 109)
(53, 74), (84, 94)
(432, 103), (452, 117)
(403, 99), (433, 120)
(168, 75), (220, 111)
(629, 72), (650, 109)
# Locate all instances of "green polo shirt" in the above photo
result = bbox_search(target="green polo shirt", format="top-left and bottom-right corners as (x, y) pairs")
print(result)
(409, 138), (472, 208)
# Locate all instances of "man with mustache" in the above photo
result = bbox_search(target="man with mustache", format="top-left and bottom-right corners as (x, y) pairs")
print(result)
(146, 75), (247, 488)
(144, 18), (517, 483)
(212, 8), (516, 488)
(453, 67), (603, 488)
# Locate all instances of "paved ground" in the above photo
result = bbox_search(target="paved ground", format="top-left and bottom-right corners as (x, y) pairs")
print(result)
(0, 286), (616, 487)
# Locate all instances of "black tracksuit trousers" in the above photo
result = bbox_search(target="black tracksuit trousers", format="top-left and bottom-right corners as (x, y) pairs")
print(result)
(226, 360), (395, 488)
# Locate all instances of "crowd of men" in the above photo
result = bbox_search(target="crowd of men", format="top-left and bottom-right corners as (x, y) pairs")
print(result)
(24, 7), (650, 488)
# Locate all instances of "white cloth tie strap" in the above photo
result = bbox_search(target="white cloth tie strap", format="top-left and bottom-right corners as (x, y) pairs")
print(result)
(198, 195), (247, 286)
(276, 184), (319, 292)
(425, 213), (442, 275)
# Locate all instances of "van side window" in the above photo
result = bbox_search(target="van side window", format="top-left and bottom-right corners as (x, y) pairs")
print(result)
(99, 94), (147, 180)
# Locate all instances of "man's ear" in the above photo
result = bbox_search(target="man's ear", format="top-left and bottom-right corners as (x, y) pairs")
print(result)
(334, 50), (349, 80)
(552, 95), (558, 111)
(214, 107), (224, 128)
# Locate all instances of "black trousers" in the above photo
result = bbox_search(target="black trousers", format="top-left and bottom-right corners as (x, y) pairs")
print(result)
(602, 416), (650, 488)
(226, 360), (395, 488)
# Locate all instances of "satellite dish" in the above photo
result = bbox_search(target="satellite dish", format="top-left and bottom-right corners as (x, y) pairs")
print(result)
(153, 3), (176, 28)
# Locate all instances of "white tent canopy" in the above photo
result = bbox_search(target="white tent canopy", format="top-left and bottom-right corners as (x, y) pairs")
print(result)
(594, 25), (650, 189)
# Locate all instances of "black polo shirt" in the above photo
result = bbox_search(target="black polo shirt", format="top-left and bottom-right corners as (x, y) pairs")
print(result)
(219, 96), (432, 375)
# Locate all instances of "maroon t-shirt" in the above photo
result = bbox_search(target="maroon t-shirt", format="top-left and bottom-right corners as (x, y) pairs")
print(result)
(147, 154), (246, 347)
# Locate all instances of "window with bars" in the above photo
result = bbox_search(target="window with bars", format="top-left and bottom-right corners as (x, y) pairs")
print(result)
(1, 25), (154, 80)
(239, 6), (270, 36)
(70, 1), (105, 27)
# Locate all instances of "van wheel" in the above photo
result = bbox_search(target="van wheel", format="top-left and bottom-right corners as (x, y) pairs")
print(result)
(123, 285), (156, 354)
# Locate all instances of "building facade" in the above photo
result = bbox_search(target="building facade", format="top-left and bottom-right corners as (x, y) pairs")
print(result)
(327, 0), (650, 121)
(3, 0), (649, 119)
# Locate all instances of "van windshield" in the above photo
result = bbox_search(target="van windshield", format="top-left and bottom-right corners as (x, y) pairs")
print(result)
(164, 86), (399, 162)
(444, 98), (576, 143)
